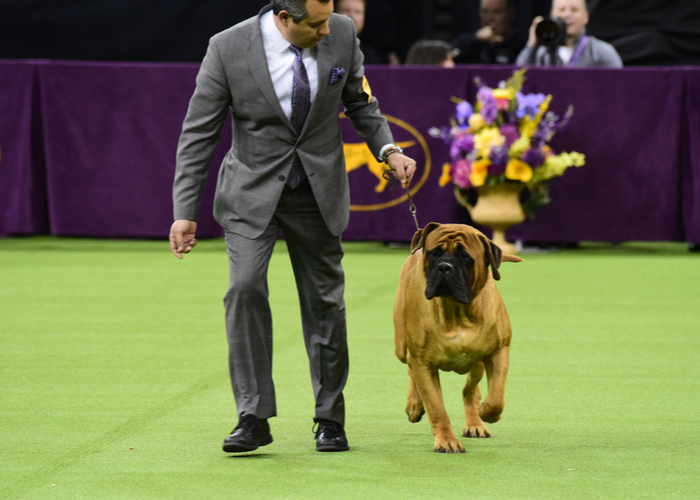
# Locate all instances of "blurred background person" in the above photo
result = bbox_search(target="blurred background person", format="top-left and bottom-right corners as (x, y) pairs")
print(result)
(2, 1), (699, 66)
(334, 0), (386, 64)
(358, 0), (429, 65)
(451, 0), (527, 65)
(517, 0), (622, 67)
(405, 40), (456, 67)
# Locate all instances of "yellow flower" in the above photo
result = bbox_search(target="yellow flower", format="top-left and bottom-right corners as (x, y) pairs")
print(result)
(470, 159), (490, 187)
(505, 159), (533, 183)
(519, 116), (537, 139)
(468, 113), (485, 131)
(474, 128), (505, 158)
(439, 162), (452, 187)
(538, 95), (552, 117)
(492, 88), (515, 100)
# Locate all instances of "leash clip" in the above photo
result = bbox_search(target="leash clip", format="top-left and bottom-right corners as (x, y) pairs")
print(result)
(382, 169), (421, 231)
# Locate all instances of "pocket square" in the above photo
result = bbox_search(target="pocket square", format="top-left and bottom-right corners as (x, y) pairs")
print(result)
(329, 67), (346, 85)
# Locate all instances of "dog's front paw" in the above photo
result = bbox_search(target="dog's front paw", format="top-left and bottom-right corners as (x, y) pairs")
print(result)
(434, 437), (465, 453)
(405, 402), (425, 423)
(463, 424), (491, 438)
(479, 402), (503, 423)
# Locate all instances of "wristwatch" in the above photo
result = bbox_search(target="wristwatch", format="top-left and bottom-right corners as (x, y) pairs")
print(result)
(381, 144), (403, 163)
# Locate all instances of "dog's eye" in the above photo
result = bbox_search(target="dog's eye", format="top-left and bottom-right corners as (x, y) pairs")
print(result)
(427, 248), (443, 260)
(458, 246), (475, 266)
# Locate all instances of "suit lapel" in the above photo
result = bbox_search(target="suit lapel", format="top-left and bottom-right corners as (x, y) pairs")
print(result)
(304, 35), (332, 136)
(243, 8), (295, 133)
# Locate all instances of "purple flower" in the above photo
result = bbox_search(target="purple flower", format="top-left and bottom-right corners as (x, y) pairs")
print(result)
(452, 158), (472, 189)
(530, 134), (545, 151)
(552, 105), (574, 132)
(523, 148), (546, 168)
(530, 123), (550, 149)
(516, 92), (546, 119)
(455, 101), (473, 125)
(450, 134), (474, 160)
(477, 87), (498, 125)
(499, 124), (519, 147)
(489, 146), (508, 175)
(429, 126), (456, 145)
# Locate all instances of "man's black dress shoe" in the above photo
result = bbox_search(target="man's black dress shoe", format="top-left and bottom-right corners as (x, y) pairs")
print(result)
(314, 419), (349, 452)
(222, 414), (273, 453)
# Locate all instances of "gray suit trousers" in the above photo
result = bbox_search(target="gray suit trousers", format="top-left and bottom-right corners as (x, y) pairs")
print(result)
(223, 179), (348, 425)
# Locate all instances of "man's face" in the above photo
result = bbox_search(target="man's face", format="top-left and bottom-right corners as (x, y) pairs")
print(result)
(280, 0), (334, 48)
(480, 0), (514, 37)
(551, 0), (589, 39)
(336, 0), (365, 35)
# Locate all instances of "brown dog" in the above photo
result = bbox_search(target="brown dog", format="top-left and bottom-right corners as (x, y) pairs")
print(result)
(393, 222), (522, 453)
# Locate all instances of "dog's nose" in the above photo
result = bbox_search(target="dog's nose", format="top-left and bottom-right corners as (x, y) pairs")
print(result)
(437, 262), (453, 274)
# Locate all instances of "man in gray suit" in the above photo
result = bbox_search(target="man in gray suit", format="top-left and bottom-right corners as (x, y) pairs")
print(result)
(169, 0), (416, 453)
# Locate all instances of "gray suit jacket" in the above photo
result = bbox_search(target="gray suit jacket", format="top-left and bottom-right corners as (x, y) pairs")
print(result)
(173, 6), (394, 238)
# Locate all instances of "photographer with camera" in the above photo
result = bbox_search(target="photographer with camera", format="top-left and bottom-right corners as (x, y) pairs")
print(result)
(516, 0), (622, 68)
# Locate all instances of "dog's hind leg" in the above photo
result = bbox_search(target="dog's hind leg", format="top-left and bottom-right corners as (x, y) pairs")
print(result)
(463, 361), (491, 438)
(479, 346), (510, 423)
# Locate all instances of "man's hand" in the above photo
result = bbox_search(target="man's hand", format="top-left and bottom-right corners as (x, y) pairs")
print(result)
(476, 25), (504, 45)
(170, 219), (198, 259)
(386, 153), (417, 186)
(527, 16), (544, 47)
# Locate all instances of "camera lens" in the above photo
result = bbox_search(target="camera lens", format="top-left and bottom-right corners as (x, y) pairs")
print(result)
(535, 17), (567, 47)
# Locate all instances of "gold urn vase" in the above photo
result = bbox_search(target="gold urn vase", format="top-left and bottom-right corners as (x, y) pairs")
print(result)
(457, 183), (525, 254)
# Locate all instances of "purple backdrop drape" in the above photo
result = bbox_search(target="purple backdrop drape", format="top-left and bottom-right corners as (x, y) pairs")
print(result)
(1, 60), (699, 243)
(0, 61), (48, 235)
(682, 70), (700, 243)
(470, 67), (687, 243)
(37, 61), (229, 238)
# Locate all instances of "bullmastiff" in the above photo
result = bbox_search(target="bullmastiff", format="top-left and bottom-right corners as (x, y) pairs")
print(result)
(393, 222), (522, 453)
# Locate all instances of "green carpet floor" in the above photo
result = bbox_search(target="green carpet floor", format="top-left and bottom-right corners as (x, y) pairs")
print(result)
(1, 237), (698, 499)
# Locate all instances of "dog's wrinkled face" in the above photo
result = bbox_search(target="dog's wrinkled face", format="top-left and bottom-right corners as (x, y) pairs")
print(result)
(411, 222), (510, 305)
(424, 241), (475, 304)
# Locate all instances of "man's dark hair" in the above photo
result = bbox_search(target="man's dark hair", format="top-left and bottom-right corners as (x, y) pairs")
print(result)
(405, 40), (453, 65)
(271, 0), (332, 24)
(483, 0), (516, 10)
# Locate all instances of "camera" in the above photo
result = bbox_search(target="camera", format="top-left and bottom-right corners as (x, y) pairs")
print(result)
(535, 17), (567, 47)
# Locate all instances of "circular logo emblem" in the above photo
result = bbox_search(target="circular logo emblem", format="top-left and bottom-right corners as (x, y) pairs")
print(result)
(340, 113), (431, 211)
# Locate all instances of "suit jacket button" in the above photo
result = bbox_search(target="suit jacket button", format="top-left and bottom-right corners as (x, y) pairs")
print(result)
(279, 175), (286, 182)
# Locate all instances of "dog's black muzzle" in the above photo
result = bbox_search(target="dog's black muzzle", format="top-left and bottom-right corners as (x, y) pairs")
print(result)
(424, 249), (473, 304)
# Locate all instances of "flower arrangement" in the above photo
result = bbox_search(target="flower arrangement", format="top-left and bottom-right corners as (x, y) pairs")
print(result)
(431, 69), (585, 216)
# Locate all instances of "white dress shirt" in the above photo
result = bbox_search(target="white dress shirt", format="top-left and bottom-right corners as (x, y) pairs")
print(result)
(557, 46), (573, 64)
(260, 10), (319, 120)
(260, 10), (395, 160)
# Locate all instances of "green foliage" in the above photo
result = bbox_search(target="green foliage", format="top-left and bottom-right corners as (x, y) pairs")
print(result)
(506, 67), (527, 94)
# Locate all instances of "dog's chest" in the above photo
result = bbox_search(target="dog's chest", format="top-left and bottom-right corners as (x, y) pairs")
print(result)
(435, 329), (494, 374)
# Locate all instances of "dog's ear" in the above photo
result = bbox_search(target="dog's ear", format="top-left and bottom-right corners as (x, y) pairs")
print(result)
(482, 237), (503, 280)
(410, 222), (441, 254)
(481, 237), (524, 280)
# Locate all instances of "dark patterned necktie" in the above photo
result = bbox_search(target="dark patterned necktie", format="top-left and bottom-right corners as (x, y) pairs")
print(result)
(287, 45), (310, 189)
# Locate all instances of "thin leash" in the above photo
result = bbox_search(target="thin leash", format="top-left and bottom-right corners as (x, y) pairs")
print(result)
(382, 169), (420, 231)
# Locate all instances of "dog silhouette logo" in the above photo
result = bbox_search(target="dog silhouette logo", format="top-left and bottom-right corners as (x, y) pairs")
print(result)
(343, 140), (416, 193)
(340, 113), (431, 212)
